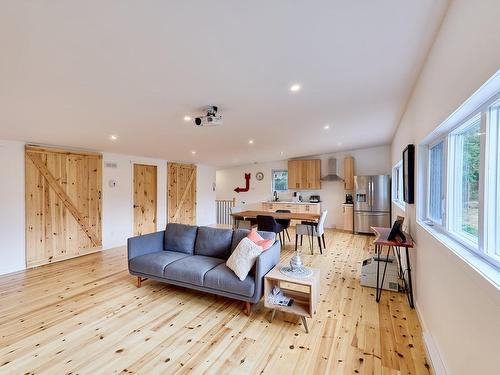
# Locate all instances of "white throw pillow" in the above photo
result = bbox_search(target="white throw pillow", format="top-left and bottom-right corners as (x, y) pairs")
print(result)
(226, 237), (263, 281)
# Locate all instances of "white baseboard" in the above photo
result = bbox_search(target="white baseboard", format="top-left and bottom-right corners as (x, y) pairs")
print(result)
(415, 301), (448, 375)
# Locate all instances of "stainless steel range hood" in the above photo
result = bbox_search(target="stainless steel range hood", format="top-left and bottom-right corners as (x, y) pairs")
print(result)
(321, 158), (343, 181)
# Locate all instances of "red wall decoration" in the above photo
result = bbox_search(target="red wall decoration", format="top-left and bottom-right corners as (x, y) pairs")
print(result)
(234, 173), (251, 193)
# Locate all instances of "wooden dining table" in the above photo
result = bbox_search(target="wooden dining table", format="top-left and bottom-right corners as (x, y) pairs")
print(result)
(230, 210), (320, 222)
(230, 210), (321, 249)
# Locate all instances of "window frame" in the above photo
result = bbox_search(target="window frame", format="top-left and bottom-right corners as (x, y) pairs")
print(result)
(420, 87), (500, 272)
(426, 137), (447, 226)
(484, 99), (500, 263)
(392, 160), (405, 210)
(271, 169), (288, 192)
(446, 113), (483, 251)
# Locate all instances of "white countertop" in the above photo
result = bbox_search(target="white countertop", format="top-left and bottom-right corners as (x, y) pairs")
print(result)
(262, 201), (320, 205)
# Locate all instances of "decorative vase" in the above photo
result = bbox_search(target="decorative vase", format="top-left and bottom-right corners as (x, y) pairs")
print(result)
(289, 250), (303, 271)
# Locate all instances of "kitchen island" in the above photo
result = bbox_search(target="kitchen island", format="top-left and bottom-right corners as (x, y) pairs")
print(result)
(261, 201), (321, 222)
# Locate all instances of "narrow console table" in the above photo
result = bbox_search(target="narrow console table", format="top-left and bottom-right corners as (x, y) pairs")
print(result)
(371, 227), (415, 308)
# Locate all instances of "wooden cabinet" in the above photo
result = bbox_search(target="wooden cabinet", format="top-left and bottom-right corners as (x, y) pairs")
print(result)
(287, 159), (321, 190)
(261, 202), (321, 226)
(287, 160), (302, 189)
(305, 160), (321, 190)
(343, 204), (353, 232)
(343, 156), (354, 190)
(262, 202), (299, 213)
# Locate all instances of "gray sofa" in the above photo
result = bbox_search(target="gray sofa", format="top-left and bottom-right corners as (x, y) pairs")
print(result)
(127, 223), (281, 313)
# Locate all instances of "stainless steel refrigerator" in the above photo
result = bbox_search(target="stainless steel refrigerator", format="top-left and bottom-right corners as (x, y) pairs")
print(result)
(353, 175), (391, 234)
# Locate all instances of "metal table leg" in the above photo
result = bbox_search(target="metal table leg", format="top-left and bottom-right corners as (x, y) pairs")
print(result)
(405, 247), (415, 308)
(394, 246), (404, 279)
(376, 245), (392, 303)
(376, 244), (380, 302)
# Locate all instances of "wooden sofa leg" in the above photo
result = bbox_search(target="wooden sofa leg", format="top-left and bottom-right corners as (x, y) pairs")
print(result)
(243, 302), (252, 316)
(136, 276), (147, 288)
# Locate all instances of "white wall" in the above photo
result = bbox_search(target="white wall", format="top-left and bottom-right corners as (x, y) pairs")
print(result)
(0, 140), (25, 275)
(391, 0), (500, 374)
(216, 145), (391, 228)
(0, 143), (216, 276)
(196, 164), (217, 226)
(101, 153), (168, 249)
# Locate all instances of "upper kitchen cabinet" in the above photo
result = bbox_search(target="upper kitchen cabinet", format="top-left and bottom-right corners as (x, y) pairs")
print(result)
(287, 160), (302, 189)
(305, 159), (321, 189)
(287, 159), (321, 190)
(344, 156), (355, 190)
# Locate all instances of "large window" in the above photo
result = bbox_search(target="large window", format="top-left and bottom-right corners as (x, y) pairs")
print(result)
(392, 160), (404, 209)
(485, 100), (500, 261)
(428, 141), (444, 223)
(272, 170), (288, 191)
(448, 116), (481, 244)
(421, 85), (500, 270)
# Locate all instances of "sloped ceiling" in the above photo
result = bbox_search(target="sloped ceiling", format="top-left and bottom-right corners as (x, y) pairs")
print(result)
(0, 0), (449, 166)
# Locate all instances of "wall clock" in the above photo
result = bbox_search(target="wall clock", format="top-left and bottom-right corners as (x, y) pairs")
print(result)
(256, 172), (264, 181)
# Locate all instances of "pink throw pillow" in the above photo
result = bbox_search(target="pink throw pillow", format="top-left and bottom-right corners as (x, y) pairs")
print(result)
(247, 230), (274, 251)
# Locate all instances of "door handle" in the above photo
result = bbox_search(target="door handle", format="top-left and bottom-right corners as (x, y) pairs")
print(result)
(133, 204), (140, 208)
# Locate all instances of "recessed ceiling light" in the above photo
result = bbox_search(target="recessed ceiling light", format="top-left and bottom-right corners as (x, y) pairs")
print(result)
(191, 150), (197, 155)
(248, 139), (254, 145)
(184, 116), (192, 121)
(323, 124), (330, 130)
(290, 84), (301, 92)
(110, 135), (118, 141)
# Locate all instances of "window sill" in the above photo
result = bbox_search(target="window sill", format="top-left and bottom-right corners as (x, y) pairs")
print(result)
(392, 200), (405, 211)
(417, 219), (500, 290)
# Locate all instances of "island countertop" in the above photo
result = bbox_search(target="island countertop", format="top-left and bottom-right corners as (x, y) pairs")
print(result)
(261, 201), (321, 215)
(261, 201), (320, 205)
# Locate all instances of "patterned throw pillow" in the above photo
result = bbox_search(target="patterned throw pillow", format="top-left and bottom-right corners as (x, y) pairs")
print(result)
(226, 237), (263, 281)
(247, 230), (274, 250)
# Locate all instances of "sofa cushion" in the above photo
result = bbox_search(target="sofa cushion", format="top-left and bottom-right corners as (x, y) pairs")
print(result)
(164, 255), (224, 286)
(129, 251), (189, 277)
(247, 230), (274, 251)
(226, 237), (263, 281)
(204, 263), (255, 297)
(231, 229), (275, 253)
(194, 226), (233, 259)
(164, 223), (198, 254)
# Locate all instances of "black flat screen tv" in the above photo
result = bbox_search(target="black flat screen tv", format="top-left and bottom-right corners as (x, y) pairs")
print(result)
(403, 144), (415, 204)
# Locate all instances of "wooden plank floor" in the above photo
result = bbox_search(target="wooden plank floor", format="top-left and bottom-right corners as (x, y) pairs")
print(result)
(0, 229), (431, 375)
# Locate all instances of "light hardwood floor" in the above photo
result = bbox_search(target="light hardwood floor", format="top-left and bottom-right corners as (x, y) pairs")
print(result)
(0, 229), (431, 374)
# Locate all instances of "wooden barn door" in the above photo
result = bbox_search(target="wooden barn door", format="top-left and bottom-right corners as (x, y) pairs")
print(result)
(167, 163), (196, 224)
(25, 146), (102, 267)
(133, 164), (157, 236)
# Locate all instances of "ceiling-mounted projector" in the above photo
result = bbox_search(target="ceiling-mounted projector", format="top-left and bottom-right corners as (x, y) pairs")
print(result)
(194, 106), (223, 126)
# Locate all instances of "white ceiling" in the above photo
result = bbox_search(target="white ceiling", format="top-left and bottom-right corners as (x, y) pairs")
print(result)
(0, 1), (449, 167)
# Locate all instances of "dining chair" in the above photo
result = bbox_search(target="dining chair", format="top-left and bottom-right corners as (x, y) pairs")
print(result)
(295, 210), (328, 254)
(275, 209), (291, 243)
(256, 215), (284, 244)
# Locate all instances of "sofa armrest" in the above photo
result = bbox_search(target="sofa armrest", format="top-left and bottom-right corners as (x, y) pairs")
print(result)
(127, 230), (165, 261)
(252, 240), (281, 302)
